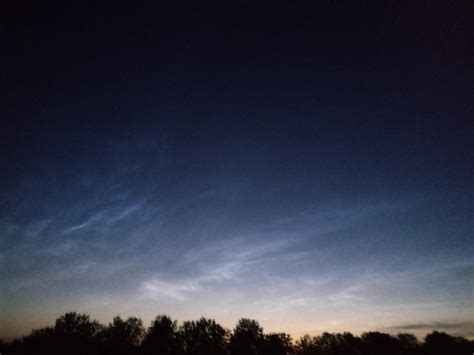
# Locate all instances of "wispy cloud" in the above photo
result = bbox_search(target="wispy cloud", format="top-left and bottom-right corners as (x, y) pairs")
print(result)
(328, 285), (366, 306)
(141, 278), (201, 301)
(139, 237), (301, 302)
(64, 202), (143, 233)
(108, 203), (143, 224)
(65, 210), (107, 233)
(3, 187), (472, 340)
(386, 321), (474, 339)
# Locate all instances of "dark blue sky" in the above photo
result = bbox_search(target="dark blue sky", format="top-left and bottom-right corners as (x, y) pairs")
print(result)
(1, 2), (473, 340)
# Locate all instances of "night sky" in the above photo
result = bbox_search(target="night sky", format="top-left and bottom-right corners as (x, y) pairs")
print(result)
(1, 2), (473, 340)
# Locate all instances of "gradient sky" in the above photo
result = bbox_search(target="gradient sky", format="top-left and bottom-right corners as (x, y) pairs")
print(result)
(1, 2), (473, 341)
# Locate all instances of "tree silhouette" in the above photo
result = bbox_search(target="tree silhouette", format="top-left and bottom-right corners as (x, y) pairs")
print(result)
(58, 312), (102, 354)
(260, 332), (293, 355)
(98, 316), (145, 355)
(422, 331), (474, 355)
(361, 332), (402, 355)
(314, 332), (340, 354)
(11, 327), (56, 355)
(179, 317), (229, 355)
(335, 332), (363, 355)
(0, 340), (8, 354)
(295, 332), (363, 355)
(294, 334), (319, 355)
(141, 315), (182, 355)
(396, 333), (419, 355)
(229, 318), (264, 355)
(9, 312), (103, 355)
(54, 312), (102, 338)
(2, 312), (474, 355)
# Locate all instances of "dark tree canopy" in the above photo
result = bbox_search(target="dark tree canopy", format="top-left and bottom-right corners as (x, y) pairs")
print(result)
(260, 332), (293, 355)
(9, 312), (102, 355)
(141, 315), (181, 355)
(98, 316), (145, 355)
(2, 312), (474, 355)
(54, 312), (102, 338)
(361, 331), (405, 355)
(180, 317), (228, 355)
(229, 318), (264, 355)
(294, 332), (364, 355)
(422, 331), (473, 355)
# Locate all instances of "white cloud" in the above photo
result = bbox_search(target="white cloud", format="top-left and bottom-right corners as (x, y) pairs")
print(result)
(141, 278), (200, 301)
(64, 202), (143, 233)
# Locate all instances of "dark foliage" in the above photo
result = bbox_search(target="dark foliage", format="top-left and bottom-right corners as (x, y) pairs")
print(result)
(97, 316), (145, 355)
(229, 318), (264, 355)
(260, 333), (293, 355)
(2, 312), (474, 355)
(141, 315), (181, 355)
(295, 332), (364, 355)
(7, 312), (103, 355)
(180, 317), (228, 355)
(421, 331), (473, 355)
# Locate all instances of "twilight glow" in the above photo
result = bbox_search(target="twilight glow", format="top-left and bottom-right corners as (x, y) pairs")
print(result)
(1, 1), (473, 342)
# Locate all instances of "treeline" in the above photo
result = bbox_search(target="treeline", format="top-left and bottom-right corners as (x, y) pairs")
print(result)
(1, 312), (473, 355)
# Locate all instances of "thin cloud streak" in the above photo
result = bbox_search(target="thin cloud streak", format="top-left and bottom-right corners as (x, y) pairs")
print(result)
(64, 202), (144, 233)
(139, 237), (301, 301)
(2, 187), (472, 340)
(386, 321), (474, 339)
